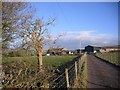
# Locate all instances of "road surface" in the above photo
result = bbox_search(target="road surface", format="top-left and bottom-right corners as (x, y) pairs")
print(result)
(86, 54), (120, 88)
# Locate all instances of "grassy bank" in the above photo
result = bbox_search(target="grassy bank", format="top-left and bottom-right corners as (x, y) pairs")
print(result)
(96, 52), (120, 67)
(78, 54), (87, 88)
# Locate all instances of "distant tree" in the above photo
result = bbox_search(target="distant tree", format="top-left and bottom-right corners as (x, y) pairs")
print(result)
(2, 2), (33, 50)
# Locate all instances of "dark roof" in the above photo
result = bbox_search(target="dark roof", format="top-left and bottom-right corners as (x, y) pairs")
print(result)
(85, 45), (94, 47)
(85, 45), (120, 49)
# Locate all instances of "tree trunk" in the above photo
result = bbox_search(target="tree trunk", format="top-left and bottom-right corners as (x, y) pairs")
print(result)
(37, 50), (43, 71)
(37, 39), (43, 71)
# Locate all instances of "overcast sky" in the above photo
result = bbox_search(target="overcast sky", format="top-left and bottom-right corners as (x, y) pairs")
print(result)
(30, 2), (118, 50)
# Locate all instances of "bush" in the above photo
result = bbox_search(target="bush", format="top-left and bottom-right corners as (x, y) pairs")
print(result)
(2, 61), (55, 88)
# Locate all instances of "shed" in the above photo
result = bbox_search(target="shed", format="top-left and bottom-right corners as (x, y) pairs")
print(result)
(85, 45), (94, 53)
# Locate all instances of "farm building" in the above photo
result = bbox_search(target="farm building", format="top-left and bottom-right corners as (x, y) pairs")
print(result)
(102, 45), (120, 52)
(85, 45), (102, 53)
(85, 45), (94, 53)
(47, 48), (75, 55)
(47, 48), (67, 55)
(85, 45), (120, 54)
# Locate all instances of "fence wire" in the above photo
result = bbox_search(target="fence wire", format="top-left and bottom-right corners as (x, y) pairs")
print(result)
(47, 55), (84, 88)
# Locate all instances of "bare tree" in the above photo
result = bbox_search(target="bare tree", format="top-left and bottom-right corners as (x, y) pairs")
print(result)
(2, 2), (33, 50)
(21, 18), (56, 71)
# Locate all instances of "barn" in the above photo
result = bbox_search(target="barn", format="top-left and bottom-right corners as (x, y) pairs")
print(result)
(85, 45), (94, 53)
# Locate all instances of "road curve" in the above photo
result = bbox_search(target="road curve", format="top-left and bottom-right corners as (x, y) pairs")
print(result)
(86, 54), (120, 88)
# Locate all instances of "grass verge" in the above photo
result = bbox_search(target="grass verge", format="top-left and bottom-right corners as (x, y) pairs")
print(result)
(96, 52), (120, 67)
(78, 54), (88, 88)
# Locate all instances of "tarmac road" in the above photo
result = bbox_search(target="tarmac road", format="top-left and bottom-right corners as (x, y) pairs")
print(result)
(86, 54), (120, 88)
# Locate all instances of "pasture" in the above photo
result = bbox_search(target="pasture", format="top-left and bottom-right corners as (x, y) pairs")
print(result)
(2, 55), (77, 70)
(2, 55), (77, 88)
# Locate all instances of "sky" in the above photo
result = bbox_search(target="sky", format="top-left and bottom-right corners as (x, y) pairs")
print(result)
(30, 2), (118, 50)
(4, 0), (120, 2)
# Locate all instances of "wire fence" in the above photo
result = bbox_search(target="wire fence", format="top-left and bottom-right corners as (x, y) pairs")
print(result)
(45, 55), (85, 88)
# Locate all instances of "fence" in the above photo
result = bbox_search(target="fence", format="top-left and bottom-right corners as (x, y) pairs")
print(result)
(46, 55), (85, 88)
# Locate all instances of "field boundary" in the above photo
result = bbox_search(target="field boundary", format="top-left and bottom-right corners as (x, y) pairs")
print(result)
(45, 54), (85, 88)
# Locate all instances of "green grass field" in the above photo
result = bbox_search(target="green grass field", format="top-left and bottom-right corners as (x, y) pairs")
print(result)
(2, 55), (77, 70)
(2, 55), (78, 88)
(96, 52), (120, 67)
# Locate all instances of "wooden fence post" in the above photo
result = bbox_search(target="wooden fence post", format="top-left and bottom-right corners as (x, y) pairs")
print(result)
(75, 61), (78, 80)
(65, 68), (70, 88)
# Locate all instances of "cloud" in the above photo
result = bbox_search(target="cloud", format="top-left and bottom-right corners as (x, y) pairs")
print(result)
(57, 31), (118, 50)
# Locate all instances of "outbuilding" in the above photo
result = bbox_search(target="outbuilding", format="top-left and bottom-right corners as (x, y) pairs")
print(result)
(85, 45), (94, 53)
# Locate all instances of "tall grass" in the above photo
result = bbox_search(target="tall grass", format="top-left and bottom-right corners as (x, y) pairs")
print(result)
(96, 52), (120, 67)
(78, 54), (87, 88)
